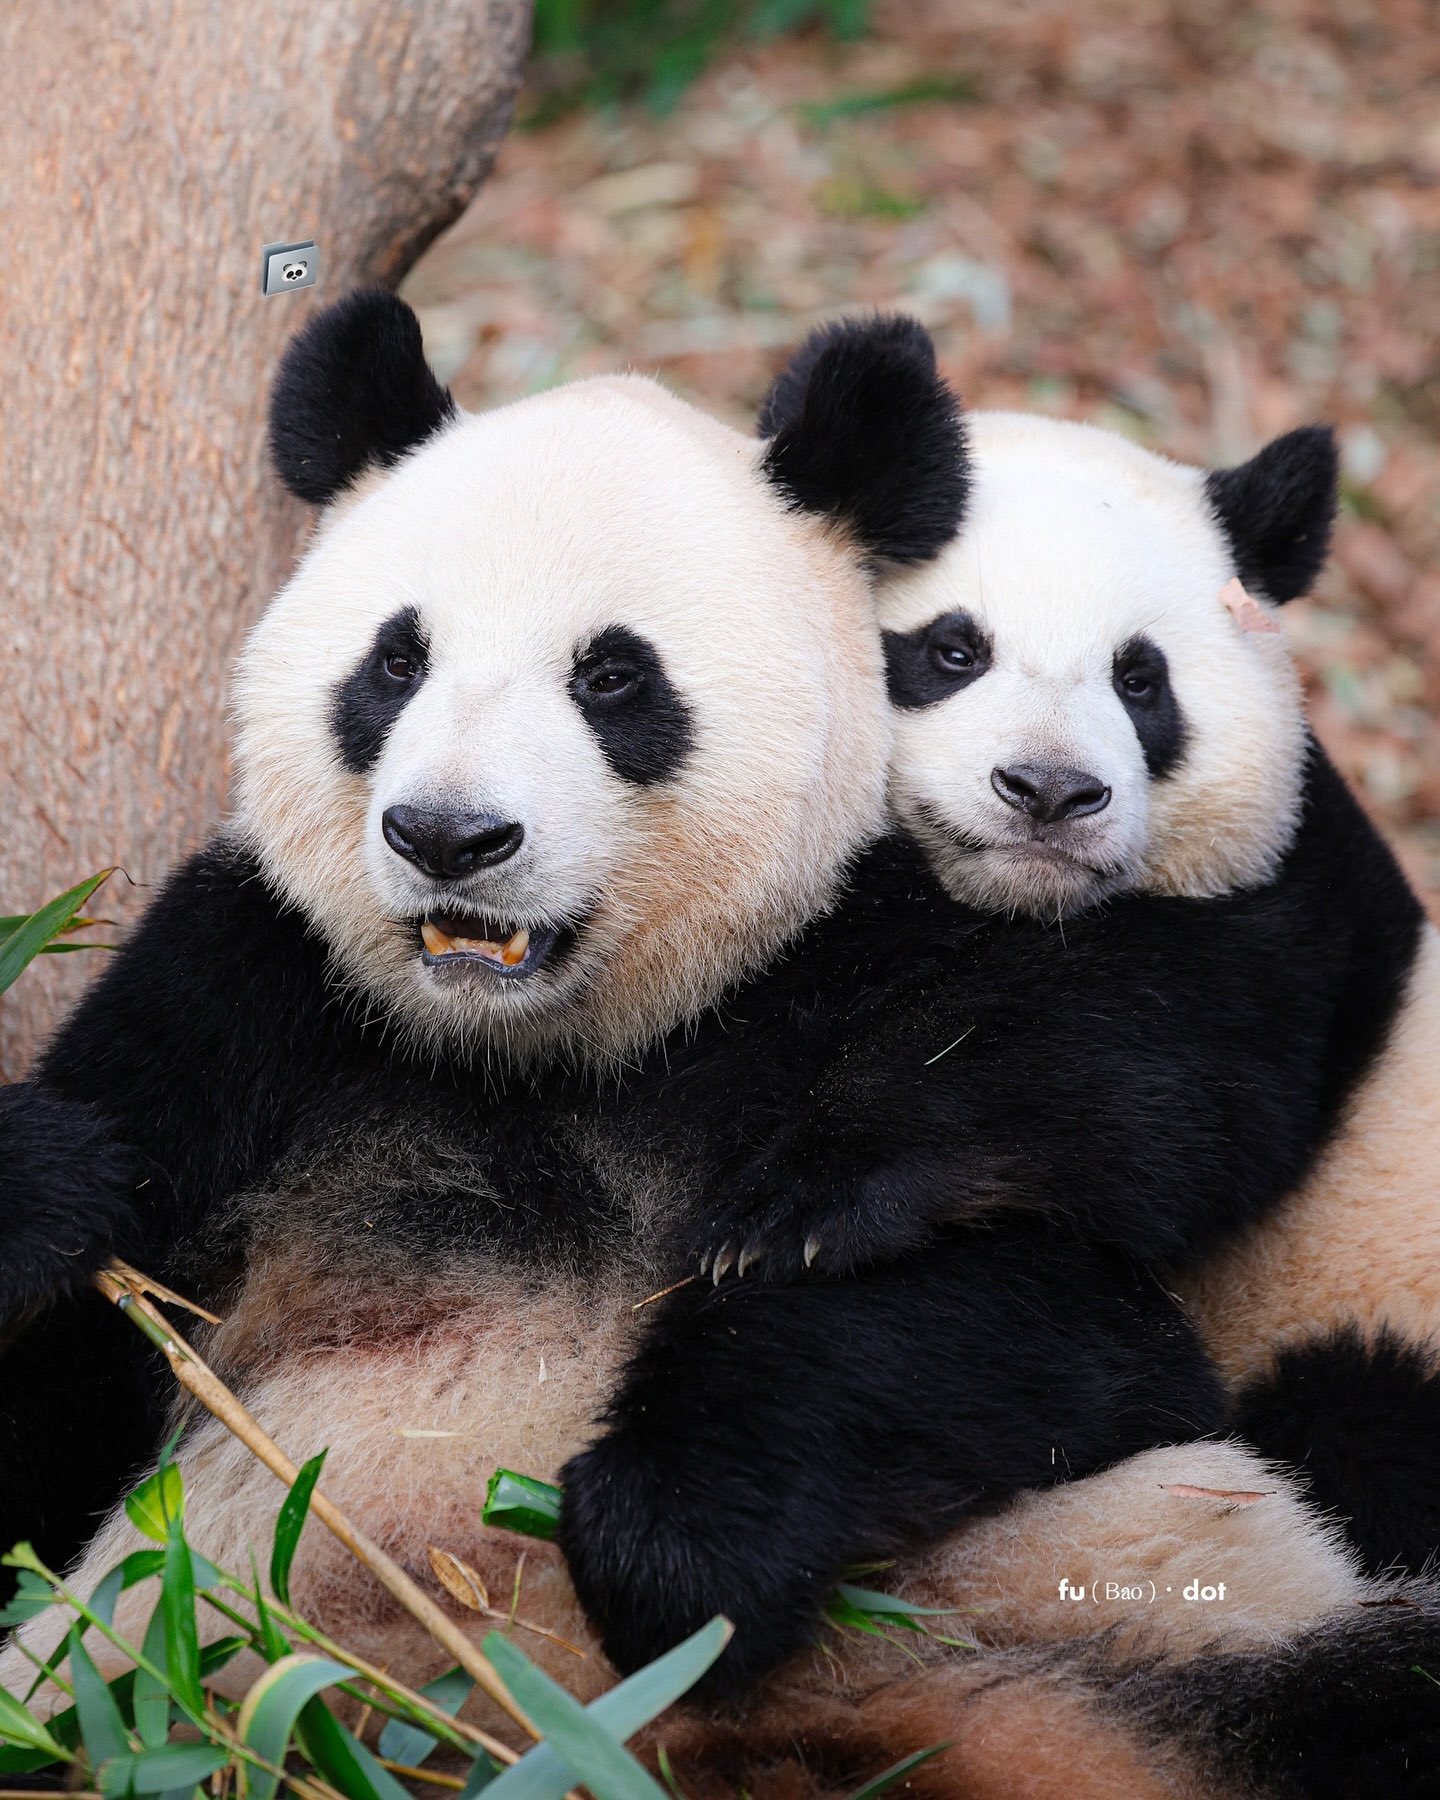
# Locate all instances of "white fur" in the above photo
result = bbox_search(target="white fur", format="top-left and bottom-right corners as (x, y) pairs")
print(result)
(233, 375), (891, 1066)
(878, 412), (1306, 917)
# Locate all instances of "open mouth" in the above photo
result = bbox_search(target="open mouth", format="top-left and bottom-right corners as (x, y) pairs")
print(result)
(418, 912), (573, 981)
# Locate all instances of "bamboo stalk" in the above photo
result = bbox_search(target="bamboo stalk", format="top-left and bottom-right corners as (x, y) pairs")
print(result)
(94, 1262), (535, 1748)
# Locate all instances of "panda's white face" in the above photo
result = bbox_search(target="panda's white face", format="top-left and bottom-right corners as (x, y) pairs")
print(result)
(233, 375), (890, 1063)
(879, 413), (1308, 917)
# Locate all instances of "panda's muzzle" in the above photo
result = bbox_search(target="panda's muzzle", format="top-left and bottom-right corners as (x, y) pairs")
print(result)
(419, 912), (567, 980)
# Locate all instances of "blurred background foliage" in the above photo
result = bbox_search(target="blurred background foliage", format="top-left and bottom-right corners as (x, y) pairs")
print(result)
(528, 0), (869, 118)
(407, 0), (1440, 908)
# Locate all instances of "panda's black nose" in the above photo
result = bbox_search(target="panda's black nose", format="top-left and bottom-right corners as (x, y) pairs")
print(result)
(991, 763), (1111, 825)
(382, 806), (525, 879)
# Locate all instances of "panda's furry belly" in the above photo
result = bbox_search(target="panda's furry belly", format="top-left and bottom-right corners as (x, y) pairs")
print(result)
(1179, 923), (1440, 1383)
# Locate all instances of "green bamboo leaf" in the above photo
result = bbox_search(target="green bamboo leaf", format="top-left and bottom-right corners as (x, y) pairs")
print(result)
(248, 1552), (291, 1663)
(842, 1743), (950, 1798)
(68, 1626), (131, 1770)
(294, 1697), (414, 1800)
(0, 870), (114, 994)
(482, 1470), (562, 1541)
(830, 1584), (958, 1619)
(458, 1752), (502, 1796)
(0, 1685), (68, 1761)
(125, 1467), (184, 1544)
(376, 1664), (474, 1768)
(123, 1741), (228, 1794)
(0, 1569), (58, 1629)
(482, 1619), (730, 1799)
(97, 1750), (138, 1798)
(482, 1632), (677, 1800)
(161, 1517), (203, 1720)
(235, 1654), (352, 1800)
(131, 1599), (171, 1751)
(7, 1632), (237, 1786)
(269, 1449), (326, 1606)
(0, 912), (109, 934)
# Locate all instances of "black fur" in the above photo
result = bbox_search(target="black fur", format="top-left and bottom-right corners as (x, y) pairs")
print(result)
(758, 316), (969, 567)
(561, 1223), (1223, 1692)
(0, 745), (1420, 1677)
(1125, 1601), (1440, 1797)
(0, 1086), (138, 1320)
(268, 289), (457, 505)
(1113, 634), (1187, 779)
(570, 626), (695, 786)
(1205, 425), (1339, 604)
(882, 608), (992, 710)
(681, 742), (1422, 1281)
(1235, 1328), (1440, 1579)
(329, 605), (430, 775)
(0, 1087), (148, 1604)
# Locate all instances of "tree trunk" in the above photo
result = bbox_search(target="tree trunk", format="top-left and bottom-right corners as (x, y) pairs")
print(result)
(0, 0), (531, 1076)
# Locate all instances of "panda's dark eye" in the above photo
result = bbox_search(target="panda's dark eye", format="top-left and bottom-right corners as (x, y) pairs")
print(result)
(576, 661), (642, 702)
(384, 652), (418, 683)
(1113, 646), (1167, 708)
(930, 640), (976, 675)
(1113, 634), (1186, 778)
(884, 609), (992, 709)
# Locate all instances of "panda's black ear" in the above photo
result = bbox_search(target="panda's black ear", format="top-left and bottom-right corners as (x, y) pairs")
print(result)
(1204, 426), (1339, 603)
(758, 315), (969, 568)
(268, 289), (458, 505)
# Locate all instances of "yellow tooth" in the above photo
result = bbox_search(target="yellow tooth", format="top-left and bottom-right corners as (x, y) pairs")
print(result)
(501, 929), (530, 967)
(421, 922), (456, 956)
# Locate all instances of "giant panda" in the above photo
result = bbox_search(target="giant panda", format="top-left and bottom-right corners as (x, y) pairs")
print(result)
(0, 295), (1227, 1783)
(859, 395), (1440, 1584)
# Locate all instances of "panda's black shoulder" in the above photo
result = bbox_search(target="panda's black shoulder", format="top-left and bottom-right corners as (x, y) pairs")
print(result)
(1251, 741), (1424, 1102)
(40, 838), (334, 1095)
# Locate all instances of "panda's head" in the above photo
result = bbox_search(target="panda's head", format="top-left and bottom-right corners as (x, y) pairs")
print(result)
(869, 411), (1336, 917)
(233, 294), (965, 1062)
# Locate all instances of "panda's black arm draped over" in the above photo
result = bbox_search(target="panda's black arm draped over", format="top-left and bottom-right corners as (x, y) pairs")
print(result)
(676, 742), (1423, 1285)
(559, 1219), (1224, 1693)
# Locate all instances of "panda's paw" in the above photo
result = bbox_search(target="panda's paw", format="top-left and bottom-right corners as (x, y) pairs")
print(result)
(691, 1182), (925, 1285)
(0, 1084), (139, 1326)
(558, 1435), (825, 1698)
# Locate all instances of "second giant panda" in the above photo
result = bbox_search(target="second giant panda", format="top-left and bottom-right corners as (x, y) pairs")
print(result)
(865, 398), (1440, 1582)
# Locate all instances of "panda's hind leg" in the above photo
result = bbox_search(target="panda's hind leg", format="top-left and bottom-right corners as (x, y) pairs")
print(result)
(1234, 1324), (1440, 1579)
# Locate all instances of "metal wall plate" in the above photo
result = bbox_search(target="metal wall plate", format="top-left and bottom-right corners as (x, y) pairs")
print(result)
(261, 240), (319, 296)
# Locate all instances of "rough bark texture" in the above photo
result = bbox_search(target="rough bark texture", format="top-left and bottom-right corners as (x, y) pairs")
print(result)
(0, 0), (531, 1076)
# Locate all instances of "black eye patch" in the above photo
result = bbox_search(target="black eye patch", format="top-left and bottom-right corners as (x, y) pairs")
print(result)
(330, 605), (430, 775)
(570, 625), (694, 787)
(883, 609), (993, 710)
(1112, 635), (1187, 778)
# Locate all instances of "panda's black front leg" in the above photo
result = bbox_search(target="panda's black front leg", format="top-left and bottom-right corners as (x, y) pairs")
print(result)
(0, 1084), (141, 1329)
(559, 1222), (1224, 1696)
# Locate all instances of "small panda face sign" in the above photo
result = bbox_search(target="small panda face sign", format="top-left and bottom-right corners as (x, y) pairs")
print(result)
(878, 412), (1324, 917)
(234, 336), (912, 1064)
